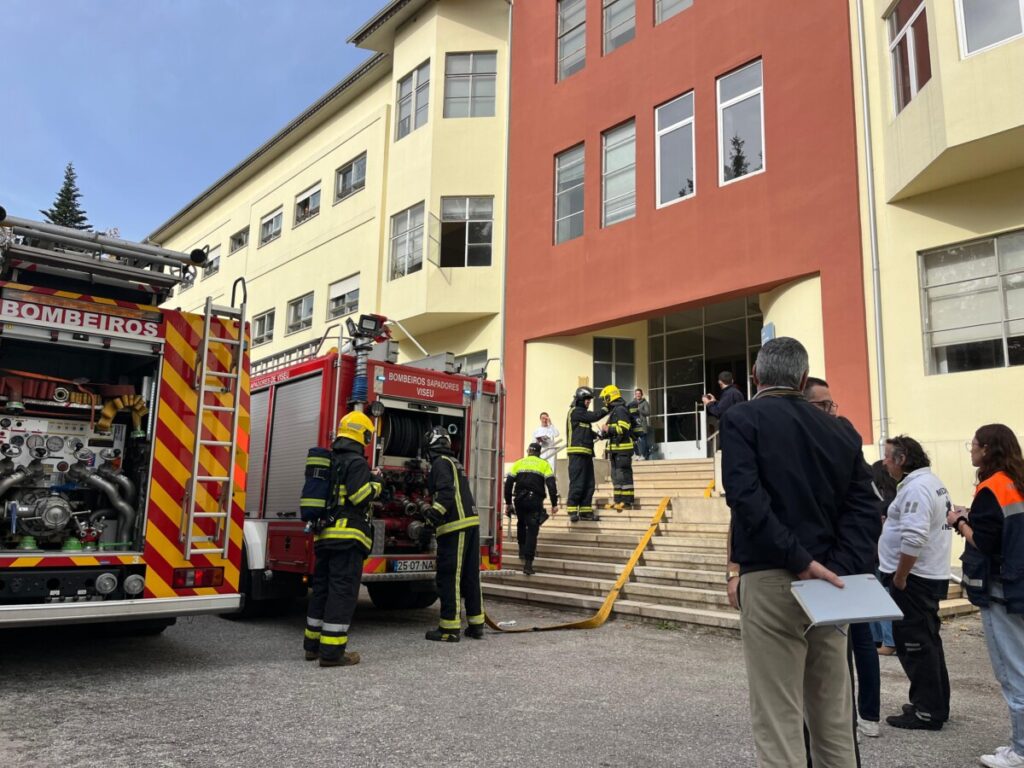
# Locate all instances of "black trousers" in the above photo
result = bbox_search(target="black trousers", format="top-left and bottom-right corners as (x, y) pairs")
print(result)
(609, 450), (634, 506)
(883, 572), (951, 723)
(436, 525), (483, 632)
(515, 498), (548, 561)
(305, 543), (364, 660)
(566, 454), (595, 516)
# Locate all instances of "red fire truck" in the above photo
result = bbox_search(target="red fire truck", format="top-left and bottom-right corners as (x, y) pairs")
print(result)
(240, 317), (504, 612)
(0, 208), (249, 630)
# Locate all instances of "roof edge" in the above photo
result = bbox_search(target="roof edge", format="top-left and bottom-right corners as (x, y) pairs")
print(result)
(347, 0), (417, 47)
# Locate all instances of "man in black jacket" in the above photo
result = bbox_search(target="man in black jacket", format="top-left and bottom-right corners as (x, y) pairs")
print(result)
(702, 371), (746, 424)
(504, 442), (559, 575)
(423, 427), (484, 642)
(565, 386), (606, 522)
(723, 337), (880, 768)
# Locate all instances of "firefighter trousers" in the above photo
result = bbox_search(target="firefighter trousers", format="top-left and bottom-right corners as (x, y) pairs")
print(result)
(515, 499), (548, 561)
(435, 525), (484, 632)
(566, 454), (595, 517)
(305, 543), (364, 661)
(609, 451), (635, 506)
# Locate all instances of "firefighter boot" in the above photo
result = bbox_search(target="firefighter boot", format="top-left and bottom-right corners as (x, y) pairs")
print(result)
(304, 650), (318, 661)
(523, 559), (536, 576)
(319, 651), (361, 667)
(569, 513), (580, 523)
(425, 628), (461, 642)
(465, 624), (485, 640)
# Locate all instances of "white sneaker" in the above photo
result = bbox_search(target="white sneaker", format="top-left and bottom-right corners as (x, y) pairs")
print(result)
(857, 718), (880, 738)
(981, 746), (1024, 768)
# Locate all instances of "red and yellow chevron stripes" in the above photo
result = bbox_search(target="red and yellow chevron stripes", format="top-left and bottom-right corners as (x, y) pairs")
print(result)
(1, 555), (143, 568)
(1, 282), (161, 311)
(363, 557), (388, 575)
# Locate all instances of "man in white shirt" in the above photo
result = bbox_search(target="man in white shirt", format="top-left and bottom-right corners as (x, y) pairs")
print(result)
(878, 434), (953, 731)
(532, 412), (560, 472)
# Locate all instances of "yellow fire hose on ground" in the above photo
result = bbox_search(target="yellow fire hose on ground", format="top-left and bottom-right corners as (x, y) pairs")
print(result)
(484, 496), (670, 633)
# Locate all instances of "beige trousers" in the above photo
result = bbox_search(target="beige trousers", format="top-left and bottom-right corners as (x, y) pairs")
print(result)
(739, 569), (856, 768)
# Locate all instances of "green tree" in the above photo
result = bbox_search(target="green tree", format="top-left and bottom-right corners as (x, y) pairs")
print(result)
(39, 162), (91, 230)
(725, 135), (749, 181)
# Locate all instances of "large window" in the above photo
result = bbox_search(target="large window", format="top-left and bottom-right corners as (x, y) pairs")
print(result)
(656, 0), (692, 24)
(259, 207), (283, 246)
(602, 120), (636, 227)
(294, 184), (320, 227)
(390, 203), (425, 280)
(440, 196), (493, 267)
(557, 0), (586, 81)
(717, 60), (764, 185)
(328, 274), (359, 319)
(656, 92), (695, 207)
(253, 309), (275, 347)
(920, 229), (1024, 374)
(229, 227), (249, 254)
(286, 293), (314, 335)
(202, 245), (220, 280)
(887, 0), (931, 113)
(396, 61), (430, 140)
(603, 0), (636, 54)
(593, 337), (635, 393)
(554, 144), (585, 244)
(335, 153), (366, 203)
(957, 0), (1024, 56)
(444, 52), (497, 118)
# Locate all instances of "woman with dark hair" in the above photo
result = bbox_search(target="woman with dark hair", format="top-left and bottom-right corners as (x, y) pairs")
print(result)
(948, 424), (1024, 768)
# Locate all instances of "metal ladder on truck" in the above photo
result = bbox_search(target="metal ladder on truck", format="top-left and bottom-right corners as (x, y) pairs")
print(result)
(470, 382), (503, 538)
(182, 278), (247, 558)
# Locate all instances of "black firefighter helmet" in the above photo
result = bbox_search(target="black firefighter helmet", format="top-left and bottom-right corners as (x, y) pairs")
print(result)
(572, 386), (594, 407)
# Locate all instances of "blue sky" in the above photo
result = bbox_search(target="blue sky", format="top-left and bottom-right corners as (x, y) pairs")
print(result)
(1, 1), (373, 241)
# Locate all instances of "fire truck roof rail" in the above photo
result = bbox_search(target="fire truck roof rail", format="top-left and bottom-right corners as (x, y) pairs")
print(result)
(0, 207), (205, 302)
(251, 339), (325, 376)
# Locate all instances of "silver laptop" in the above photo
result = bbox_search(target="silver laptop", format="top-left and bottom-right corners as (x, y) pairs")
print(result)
(791, 573), (904, 627)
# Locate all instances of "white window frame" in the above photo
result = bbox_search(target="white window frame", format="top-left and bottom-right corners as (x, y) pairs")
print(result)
(389, 202), (425, 280)
(603, 0), (636, 55)
(229, 227), (249, 254)
(557, 0), (587, 81)
(202, 245), (221, 280)
(443, 52), (498, 118)
(655, 91), (696, 209)
(554, 144), (585, 244)
(655, 0), (693, 25)
(887, 0), (929, 114)
(327, 274), (360, 319)
(602, 119), (636, 227)
(294, 183), (321, 227)
(259, 208), (283, 246)
(396, 61), (430, 140)
(285, 293), (314, 336)
(716, 59), (765, 187)
(955, 0), (1024, 58)
(252, 309), (275, 347)
(440, 196), (494, 268)
(335, 153), (367, 203)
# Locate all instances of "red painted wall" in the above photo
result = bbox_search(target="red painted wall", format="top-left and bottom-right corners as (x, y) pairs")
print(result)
(504, 0), (871, 453)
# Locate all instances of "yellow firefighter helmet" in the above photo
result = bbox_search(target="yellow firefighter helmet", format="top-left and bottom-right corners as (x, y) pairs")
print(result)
(337, 410), (375, 445)
(599, 384), (622, 406)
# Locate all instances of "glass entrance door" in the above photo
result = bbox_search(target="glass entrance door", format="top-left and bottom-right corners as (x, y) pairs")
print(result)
(647, 296), (762, 459)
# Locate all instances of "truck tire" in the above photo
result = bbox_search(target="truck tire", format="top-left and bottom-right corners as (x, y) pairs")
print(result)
(367, 582), (438, 610)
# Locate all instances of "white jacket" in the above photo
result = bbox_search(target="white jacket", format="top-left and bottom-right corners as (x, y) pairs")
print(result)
(878, 467), (953, 581)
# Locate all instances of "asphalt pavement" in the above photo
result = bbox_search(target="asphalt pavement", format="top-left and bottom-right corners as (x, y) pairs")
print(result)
(0, 594), (1012, 768)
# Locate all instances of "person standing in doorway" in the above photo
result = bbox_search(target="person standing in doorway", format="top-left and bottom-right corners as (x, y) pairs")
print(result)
(628, 388), (652, 461)
(878, 435), (953, 731)
(532, 411), (560, 472)
(702, 370), (746, 427)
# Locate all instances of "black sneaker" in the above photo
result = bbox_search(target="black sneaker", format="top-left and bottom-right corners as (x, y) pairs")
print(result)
(425, 628), (460, 642)
(465, 625), (485, 640)
(886, 711), (942, 731)
(902, 703), (915, 716)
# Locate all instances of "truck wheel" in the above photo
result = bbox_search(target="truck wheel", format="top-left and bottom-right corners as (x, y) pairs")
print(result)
(221, 555), (260, 620)
(367, 582), (438, 610)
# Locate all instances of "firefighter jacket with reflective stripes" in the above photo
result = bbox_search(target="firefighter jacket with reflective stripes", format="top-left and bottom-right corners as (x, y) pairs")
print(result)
(961, 471), (1024, 613)
(428, 451), (479, 537)
(605, 399), (634, 452)
(566, 404), (606, 456)
(504, 454), (559, 507)
(303, 438), (381, 553)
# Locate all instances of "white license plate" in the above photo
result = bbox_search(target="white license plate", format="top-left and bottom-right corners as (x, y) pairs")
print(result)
(391, 559), (435, 573)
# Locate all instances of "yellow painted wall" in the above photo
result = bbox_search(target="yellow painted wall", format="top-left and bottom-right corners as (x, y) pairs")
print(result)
(759, 276), (826, 379)
(410, 315), (502, 380)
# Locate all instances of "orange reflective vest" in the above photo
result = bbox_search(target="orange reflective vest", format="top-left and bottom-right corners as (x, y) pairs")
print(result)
(962, 471), (1024, 613)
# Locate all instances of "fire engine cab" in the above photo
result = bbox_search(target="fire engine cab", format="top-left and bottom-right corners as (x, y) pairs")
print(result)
(242, 315), (504, 612)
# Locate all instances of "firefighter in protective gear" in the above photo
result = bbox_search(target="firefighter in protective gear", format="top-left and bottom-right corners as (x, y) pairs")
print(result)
(422, 427), (484, 642)
(504, 442), (559, 576)
(301, 410), (382, 667)
(565, 386), (607, 522)
(600, 384), (636, 510)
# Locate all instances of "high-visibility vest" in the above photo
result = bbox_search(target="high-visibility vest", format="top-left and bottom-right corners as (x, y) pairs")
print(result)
(963, 471), (1024, 613)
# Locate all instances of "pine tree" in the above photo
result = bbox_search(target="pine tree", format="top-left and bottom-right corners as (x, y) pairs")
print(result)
(725, 135), (750, 181)
(40, 162), (91, 230)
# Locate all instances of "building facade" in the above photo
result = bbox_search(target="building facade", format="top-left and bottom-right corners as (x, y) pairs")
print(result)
(150, 0), (511, 379)
(504, 0), (870, 458)
(854, 0), (1024, 502)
